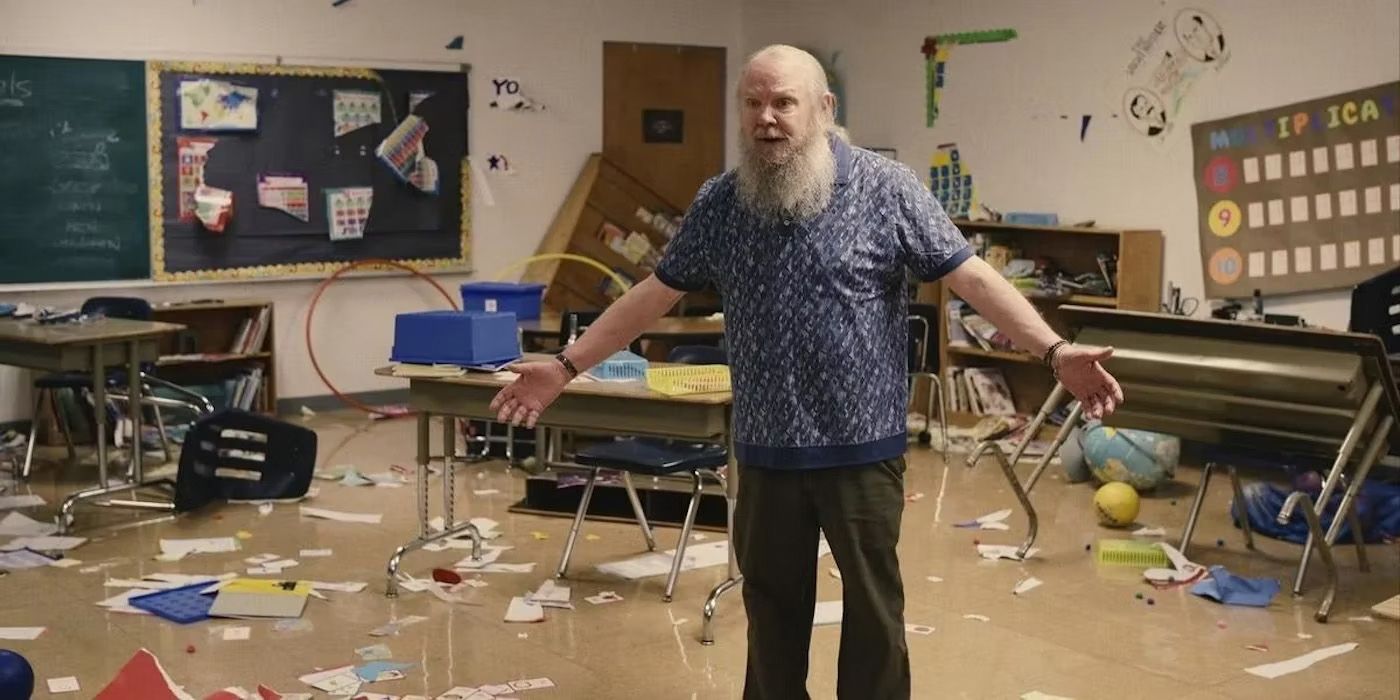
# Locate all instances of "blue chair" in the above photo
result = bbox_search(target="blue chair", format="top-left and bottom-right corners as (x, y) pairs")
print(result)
(554, 345), (729, 602)
(21, 297), (213, 479)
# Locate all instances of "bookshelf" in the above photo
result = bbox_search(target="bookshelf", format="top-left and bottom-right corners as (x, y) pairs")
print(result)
(919, 220), (1162, 417)
(150, 299), (276, 414)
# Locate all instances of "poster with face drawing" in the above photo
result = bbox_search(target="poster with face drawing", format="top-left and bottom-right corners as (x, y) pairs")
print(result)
(1110, 4), (1230, 147)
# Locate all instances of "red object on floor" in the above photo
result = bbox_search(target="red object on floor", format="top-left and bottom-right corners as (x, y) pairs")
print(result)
(432, 567), (463, 584)
(93, 649), (191, 700)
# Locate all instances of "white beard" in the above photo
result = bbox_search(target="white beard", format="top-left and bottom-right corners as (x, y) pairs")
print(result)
(737, 131), (836, 223)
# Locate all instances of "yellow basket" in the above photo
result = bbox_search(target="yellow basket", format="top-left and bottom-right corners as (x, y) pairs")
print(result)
(646, 365), (731, 396)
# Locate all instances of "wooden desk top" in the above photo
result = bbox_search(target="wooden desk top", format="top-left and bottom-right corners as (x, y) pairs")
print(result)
(0, 318), (185, 346)
(518, 314), (725, 338)
(375, 354), (731, 406)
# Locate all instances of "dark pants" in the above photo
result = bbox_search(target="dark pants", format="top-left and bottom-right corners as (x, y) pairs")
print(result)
(736, 458), (910, 700)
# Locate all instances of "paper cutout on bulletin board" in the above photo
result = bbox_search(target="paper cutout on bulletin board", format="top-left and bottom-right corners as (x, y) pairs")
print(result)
(325, 187), (373, 241)
(489, 77), (546, 111)
(1111, 3), (1230, 147)
(376, 115), (427, 180)
(408, 91), (434, 113)
(194, 185), (234, 233)
(332, 90), (381, 137)
(179, 79), (258, 131)
(256, 174), (310, 221)
(1191, 81), (1399, 299)
(177, 137), (217, 222)
(920, 29), (1017, 128)
(929, 143), (976, 218)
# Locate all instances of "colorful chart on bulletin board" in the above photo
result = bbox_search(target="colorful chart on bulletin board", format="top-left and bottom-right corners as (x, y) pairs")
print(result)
(1191, 81), (1399, 299)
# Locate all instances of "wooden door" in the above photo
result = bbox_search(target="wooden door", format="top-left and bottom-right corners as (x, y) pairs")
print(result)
(602, 42), (726, 211)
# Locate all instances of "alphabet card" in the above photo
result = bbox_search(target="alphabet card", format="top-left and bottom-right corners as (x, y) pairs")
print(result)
(325, 187), (373, 241)
(332, 89), (381, 137)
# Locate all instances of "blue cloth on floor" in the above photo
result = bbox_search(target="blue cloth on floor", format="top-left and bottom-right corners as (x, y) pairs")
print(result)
(1190, 565), (1281, 607)
(1235, 480), (1400, 545)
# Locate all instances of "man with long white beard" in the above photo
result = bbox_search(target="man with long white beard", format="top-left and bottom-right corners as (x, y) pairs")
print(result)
(491, 44), (1123, 699)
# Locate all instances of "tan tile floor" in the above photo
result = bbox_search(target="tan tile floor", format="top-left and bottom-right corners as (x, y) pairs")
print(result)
(2, 412), (1396, 699)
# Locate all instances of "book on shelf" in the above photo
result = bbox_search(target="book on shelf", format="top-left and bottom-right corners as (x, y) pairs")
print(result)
(945, 300), (971, 347)
(944, 366), (1016, 416)
(958, 313), (1014, 352)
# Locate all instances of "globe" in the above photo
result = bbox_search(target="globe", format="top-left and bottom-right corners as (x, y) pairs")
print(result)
(1082, 422), (1179, 490)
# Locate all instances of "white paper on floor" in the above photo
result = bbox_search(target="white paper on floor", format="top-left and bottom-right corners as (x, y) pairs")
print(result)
(298, 665), (362, 694)
(1013, 577), (1043, 595)
(49, 558), (81, 568)
(0, 511), (58, 537)
(955, 508), (1013, 530)
(1132, 526), (1167, 537)
(528, 579), (572, 608)
(222, 626), (251, 641)
(0, 627), (45, 640)
(926, 576), (944, 583)
(300, 549), (333, 558)
(977, 544), (1039, 561)
(812, 600), (843, 626)
(436, 687), (495, 700)
(585, 591), (623, 605)
(963, 614), (990, 622)
(0, 494), (45, 510)
(159, 537), (238, 560)
(1244, 642), (1358, 679)
(368, 614), (428, 637)
(504, 596), (545, 623)
(300, 506), (382, 524)
(1022, 692), (1076, 700)
(905, 623), (935, 635)
(310, 581), (368, 593)
(0, 549), (56, 569)
(245, 553), (280, 564)
(2, 535), (85, 551)
(46, 677), (80, 694)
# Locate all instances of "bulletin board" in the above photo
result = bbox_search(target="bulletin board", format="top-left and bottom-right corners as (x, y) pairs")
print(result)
(149, 61), (471, 282)
(1192, 81), (1399, 299)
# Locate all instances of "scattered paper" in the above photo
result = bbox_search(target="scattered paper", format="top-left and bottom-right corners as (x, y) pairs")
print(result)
(332, 89), (382, 137)
(585, 591), (623, 605)
(353, 661), (414, 683)
(0, 627), (45, 640)
(194, 184), (234, 232)
(4, 536), (85, 551)
(298, 666), (361, 694)
(436, 688), (493, 700)
(1013, 577), (1043, 595)
(246, 553), (280, 565)
(528, 579), (571, 608)
(0, 511), (58, 536)
(956, 508), (1012, 531)
(504, 596), (545, 623)
(926, 576), (944, 583)
(159, 537), (238, 560)
(1022, 692), (1075, 700)
(274, 619), (314, 635)
(509, 678), (556, 691)
(1347, 616), (1375, 623)
(176, 136), (217, 222)
(309, 581), (368, 593)
(963, 614), (990, 622)
(0, 494), (45, 510)
(300, 549), (333, 558)
(813, 601), (843, 626)
(179, 79), (258, 130)
(92, 648), (198, 700)
(0, 548), (57, 569)
(530, 531), (549, 541)
(47, 677), (81, 694)
(473, 489), (500, 496)
(977, 544), (1038, 561)
(300, 506), (382, 524)
(408, 90), (434, 112)
(376, 115), (429, 182)
(1244, 642), (1358, 679)
(905, 623), (935, 635)
(1132, 526), (1167, 537)
(258, 503), (274, 516)
(1191, 565), (1281, 607)
(368, 615), (428, 637)
(597, 540), (730, 579)
(356, 644), (393, 661)
(324, 187), (373, 241)
(264, 559), (298, 571)
(829, 567), (843, 581)
(256, 174), (310, 222)
(49, 558), (82, 568)
(223, 626), (251, 641)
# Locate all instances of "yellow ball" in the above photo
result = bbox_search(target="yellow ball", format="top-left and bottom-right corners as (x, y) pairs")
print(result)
(1094, 481), (1140, 527)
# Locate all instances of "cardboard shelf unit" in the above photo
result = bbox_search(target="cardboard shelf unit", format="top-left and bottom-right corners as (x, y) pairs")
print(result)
(921, 220), (1162, 417)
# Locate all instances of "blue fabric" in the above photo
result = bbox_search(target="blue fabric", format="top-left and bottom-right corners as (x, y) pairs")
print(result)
(1235, 480), (1400, 545)
(654, 136), (971, 469)
(1189, 565), (1281, 607)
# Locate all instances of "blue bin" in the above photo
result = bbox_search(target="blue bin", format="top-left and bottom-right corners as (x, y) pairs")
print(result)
(390, 310), (521, 366)
(461, 282), (546, 320)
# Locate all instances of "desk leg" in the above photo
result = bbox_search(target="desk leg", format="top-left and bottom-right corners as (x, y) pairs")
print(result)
(701, 429), (742, 646)
(386, 411), (482, 597)
(1293, 384), (1381, 595)
(59, 342), (175, 533)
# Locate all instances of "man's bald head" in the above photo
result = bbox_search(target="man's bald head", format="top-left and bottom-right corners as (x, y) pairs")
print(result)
(739, 45), (831, 107)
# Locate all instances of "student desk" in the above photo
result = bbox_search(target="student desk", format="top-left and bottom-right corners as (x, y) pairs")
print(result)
(374, 357), (741, 644)
(518, 314), (725, 358)
(0, 317), (185, 531)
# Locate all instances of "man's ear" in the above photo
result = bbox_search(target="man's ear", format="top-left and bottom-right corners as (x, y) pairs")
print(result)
(822, 92), (837, 121)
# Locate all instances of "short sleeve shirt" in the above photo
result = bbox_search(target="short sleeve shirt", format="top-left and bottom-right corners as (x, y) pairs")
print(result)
(655, 136), (971, 469)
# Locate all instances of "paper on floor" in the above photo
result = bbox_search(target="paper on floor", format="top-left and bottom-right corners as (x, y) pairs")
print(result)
(1244, 642), (1358, 679)
(49, 558), (82, 568)
(222, 626), (251, 641)
(596, 540), (730, 580)
(245, 553), (280, 564)
(368, 615), (428, 637)
(528, 579), (571, 608)
(3, 535), (86, 551)
(963, 614), (991, 622)
(0, 511), (58, 536)
(159, 537), (238, 559)
(504, 596), (545, 623)
(905, 623), (935, 635)
(309, 581), (368, 593)
(812, 600), (843, 626)
(977, 544), (1039, 561)
(436, 688), (494, 700)
(0, 627), (45, 640)
(0, 494), (45, 510)
(355, 643), (393, 661)
(1022, 692), (1076, 700)
(299, 549), (333, 558)
(300, 506), (382, 524)
(297, 665), (361, 694)
(0, 548), (57, 569)
(954, 508), (1013, 530)
(585, 591), (623, 605)
(1013, 577), (1043, 595)
(47, 677), (80, 693)
(92, 648), (198, 700)
(1132, 526), (1167, 537)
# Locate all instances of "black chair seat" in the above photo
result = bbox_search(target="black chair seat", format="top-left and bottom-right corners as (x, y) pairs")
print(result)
(575, 437), (727, 474)
(33, 368), (149, 390)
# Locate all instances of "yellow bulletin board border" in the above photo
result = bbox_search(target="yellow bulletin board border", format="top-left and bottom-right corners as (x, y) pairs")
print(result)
(146, 60), (472, 283)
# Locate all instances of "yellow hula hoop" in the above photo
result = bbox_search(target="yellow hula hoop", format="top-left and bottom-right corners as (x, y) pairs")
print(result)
(491, 253), (634, 294)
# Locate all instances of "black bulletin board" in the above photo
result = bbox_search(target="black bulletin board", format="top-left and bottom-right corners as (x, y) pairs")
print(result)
(149, 61), (470, 282)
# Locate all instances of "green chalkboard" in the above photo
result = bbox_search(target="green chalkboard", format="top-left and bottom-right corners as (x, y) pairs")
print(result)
(0, 55), (150, 284)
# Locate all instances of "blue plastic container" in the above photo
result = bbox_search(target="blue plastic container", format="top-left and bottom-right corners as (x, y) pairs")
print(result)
(590, 350), (648, 380)
(390, 310), (521, 366)
(461, 282), (546, 320)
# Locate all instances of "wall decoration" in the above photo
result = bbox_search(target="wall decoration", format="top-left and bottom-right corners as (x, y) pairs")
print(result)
(179, 79), (258, 131)
(642, 109), (683, 143)
(445, 36), (464, 50)
(176, 136), (217, 221)
(325, 186), (373, 241)
(332, 89), (381, 137)
(920, 28), (1017, 128)
(256, 173), (310, 221)
(489, 77), (545, 111)
(1191, 81), (1399, 298)
(1114, 3), (1230, 147)
(929, 142), (976, 218)
(193, 184), (233, 232)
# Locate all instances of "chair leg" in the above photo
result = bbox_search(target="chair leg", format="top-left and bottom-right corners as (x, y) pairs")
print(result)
(1226, 464), (1255, 550)
(53, 389), (78, 465)
(664, 470), (704, 602)
(145, 386), (172, 463)
(556, 468), (600, 580)
(21, 390), (45, 480)
(622, 471), (657, 551)
(1179, 462), (1217, 558)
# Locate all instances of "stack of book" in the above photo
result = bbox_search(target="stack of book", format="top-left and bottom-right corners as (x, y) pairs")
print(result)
(230, 306), (272, 354)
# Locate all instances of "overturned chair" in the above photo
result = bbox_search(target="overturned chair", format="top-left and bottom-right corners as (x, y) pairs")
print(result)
(978, 306), (1399, 622)
(174, 410), (317, 512)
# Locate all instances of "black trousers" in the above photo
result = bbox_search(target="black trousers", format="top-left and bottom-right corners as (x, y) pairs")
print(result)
(736, 458), (910, 700)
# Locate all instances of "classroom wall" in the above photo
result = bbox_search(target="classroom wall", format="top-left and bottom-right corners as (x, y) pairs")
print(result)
(743, 0), (1399, 323)
(0, 0), (743, 422)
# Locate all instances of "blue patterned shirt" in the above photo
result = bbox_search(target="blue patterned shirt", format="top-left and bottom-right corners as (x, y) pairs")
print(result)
(654, 136), (972, 469)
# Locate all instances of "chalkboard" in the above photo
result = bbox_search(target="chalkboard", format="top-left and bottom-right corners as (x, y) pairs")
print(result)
(150, 62), (470, 281)
(0, 55), (150, 284)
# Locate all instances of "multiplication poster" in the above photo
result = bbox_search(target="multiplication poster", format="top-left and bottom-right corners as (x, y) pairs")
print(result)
(1191, 82), (1399, 298)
